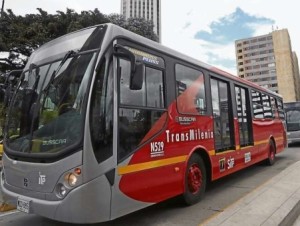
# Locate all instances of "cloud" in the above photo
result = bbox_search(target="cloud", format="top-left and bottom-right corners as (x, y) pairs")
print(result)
(205, 52), (236, 69)
(186, 7), (275, 74)
(183, 22), (191, 29)
(194, 7), (274, 45)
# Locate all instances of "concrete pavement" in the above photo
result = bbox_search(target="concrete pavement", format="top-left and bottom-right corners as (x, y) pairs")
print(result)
(201, 161), (300, 226)
(1, 160), (300, 225)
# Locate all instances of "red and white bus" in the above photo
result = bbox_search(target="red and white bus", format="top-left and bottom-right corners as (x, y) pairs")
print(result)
(1, 23), (286, 223)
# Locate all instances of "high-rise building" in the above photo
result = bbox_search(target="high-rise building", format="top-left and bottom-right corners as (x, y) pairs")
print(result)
(121, 0), (161, 42)
(235, 29), (300, 102)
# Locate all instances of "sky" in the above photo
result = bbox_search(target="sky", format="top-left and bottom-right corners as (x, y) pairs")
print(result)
(3, 0), (300, 75)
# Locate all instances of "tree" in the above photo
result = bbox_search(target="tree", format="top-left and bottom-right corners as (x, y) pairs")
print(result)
(0, 8), (158, 74)
(1, 0), (4, 18)
(125, 17), (158, 42)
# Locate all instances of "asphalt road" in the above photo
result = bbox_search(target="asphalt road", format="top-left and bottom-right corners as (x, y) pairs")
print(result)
(1, 145), (300, 226)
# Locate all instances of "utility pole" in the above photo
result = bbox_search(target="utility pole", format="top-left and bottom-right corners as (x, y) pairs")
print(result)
(1, 0), (5, 18)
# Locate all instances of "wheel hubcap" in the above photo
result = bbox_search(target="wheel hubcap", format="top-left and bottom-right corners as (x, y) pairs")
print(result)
(188, 164), (202, 194)
(270, 148), (275, 161)
(270, 143), (275, 161)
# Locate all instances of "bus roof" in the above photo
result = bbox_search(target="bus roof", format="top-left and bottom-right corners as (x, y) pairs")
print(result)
(105, 23), (281, 98)
(27, 23), (282, 99)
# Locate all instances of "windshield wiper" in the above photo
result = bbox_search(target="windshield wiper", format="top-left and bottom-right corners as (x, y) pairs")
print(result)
(44, 50), (77, 92)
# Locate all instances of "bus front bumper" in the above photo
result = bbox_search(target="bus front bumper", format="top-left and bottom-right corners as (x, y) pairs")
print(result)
(287, 131), (300, 145)
(1, 172), (112, 224)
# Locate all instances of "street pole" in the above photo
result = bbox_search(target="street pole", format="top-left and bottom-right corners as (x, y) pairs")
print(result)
(1, 0), (5, 18)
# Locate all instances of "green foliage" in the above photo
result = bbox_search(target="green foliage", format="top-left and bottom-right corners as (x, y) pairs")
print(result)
(0, 8), (158, 74)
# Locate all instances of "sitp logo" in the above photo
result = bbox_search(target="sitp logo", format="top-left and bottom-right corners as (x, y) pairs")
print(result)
(38, 172), (46, 185)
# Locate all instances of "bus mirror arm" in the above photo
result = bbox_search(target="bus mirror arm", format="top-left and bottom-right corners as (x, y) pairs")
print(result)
(113, 44), (136, 73)
(113, 44), (144, 90)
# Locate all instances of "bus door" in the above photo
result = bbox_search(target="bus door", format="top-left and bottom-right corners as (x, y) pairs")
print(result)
(210, 78), (235, 151)
(111, 43), (167, 219)
(234, 86), (253, 148)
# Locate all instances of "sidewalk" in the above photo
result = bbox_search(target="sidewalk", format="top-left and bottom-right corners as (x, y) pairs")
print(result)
(201, 161), (300, 226)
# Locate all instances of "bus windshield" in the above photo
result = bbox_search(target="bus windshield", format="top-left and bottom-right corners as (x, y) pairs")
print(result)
(5, 26), (107, 158)
(286, 108), (300, 132)
(6, 52), (96, 155)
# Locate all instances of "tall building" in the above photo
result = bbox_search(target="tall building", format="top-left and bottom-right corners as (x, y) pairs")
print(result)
(121, 0), (161, 42)
(292, 52), (300, 100)
(235, 29), (300, 102)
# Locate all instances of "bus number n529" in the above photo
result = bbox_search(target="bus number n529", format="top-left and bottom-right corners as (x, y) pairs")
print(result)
(150, 141), (164, 157)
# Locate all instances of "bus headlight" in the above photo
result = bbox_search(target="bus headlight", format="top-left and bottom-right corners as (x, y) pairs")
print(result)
(66, 173), (78, 187)
(56, 183), (67, 198)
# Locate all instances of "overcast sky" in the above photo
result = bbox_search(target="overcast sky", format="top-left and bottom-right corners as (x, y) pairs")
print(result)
(4, 0), (300, 75)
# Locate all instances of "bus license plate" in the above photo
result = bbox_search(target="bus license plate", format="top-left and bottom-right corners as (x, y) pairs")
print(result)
(17, 198), (30, 213)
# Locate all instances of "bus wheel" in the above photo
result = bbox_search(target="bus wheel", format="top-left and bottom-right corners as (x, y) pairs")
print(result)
(266, 140), (276, 166)
(182, 154), (206, 205)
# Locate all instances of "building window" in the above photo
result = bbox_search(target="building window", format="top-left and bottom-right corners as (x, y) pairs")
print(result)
(259, 44), (266, 48)
(258, 37), (267, 42)
(268, 63), (275, 67)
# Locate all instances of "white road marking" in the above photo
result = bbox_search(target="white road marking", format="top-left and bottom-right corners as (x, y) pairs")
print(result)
(0, 210), (19, 217)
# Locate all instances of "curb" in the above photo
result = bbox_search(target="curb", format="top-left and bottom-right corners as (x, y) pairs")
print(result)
(201, 161), (300, 226)
(279, 200), (300, 226)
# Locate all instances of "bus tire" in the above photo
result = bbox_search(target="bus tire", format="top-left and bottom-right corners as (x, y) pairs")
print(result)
(182, 154), (206, 205)
(266, 140), (276, 166)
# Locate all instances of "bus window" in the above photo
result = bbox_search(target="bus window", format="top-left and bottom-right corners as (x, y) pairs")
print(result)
(119, 60), (164, 108)
(270, 97), (277, 117)
(211, 78), (234, 150)
(262, 93), (273, 119)
(90, 60), (113, 163)
(175, 64), (206, 114)
(251, 90), (264, 119)
(286, 108), (300, 132)
(120, 59), (146, 106)
(277, 99), (285, 120)
(235, 86), (253, 146)
(118, 58), (165, 160)
(145, 67), (164, 108)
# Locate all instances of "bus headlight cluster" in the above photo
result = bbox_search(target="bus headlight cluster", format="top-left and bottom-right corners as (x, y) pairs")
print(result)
(55, 168), (82, 199)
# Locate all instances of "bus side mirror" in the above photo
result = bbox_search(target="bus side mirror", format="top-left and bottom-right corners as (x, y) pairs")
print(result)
(130, 62), (144, 90)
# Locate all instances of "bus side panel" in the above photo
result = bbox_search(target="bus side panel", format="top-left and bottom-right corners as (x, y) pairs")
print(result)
(273, 118), (286, 153)
(210, 118), (286, 181)
(252, 118), (285, 161)
(119, 159), (185, 203)
(253, 119), (272, 160)
(118, 101), (214, 203)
